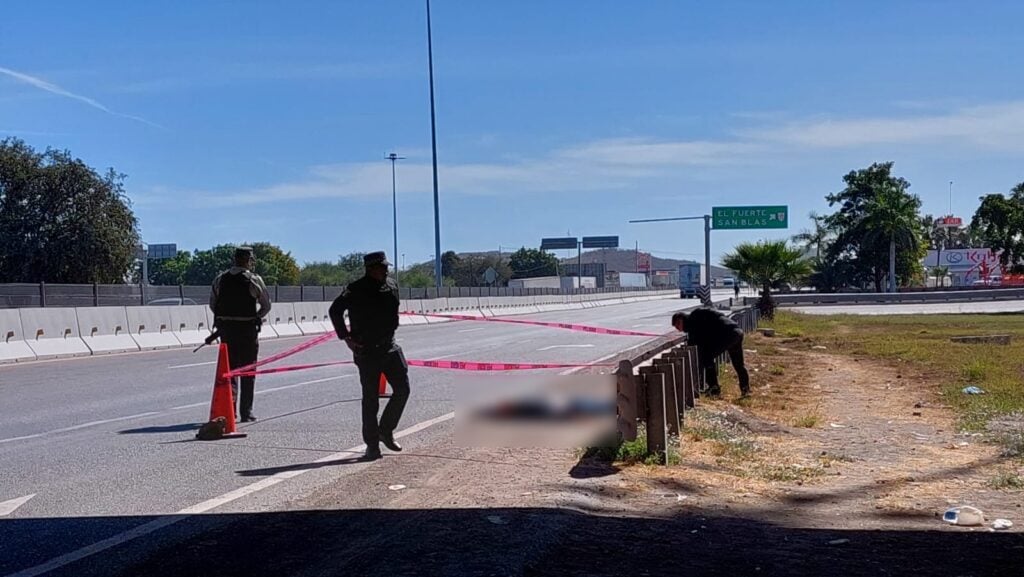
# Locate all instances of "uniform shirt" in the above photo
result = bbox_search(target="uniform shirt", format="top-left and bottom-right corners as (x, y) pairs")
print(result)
(210, 267), (272, 321)
(329, 275), (400, 350)
(681, 307), (741, 349)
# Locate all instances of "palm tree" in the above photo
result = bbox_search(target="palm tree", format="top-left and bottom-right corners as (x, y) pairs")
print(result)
(932, 265), (949, 288)
(860, 186), (923, 293)
(791, 211), (833, 260)
(721, 240), (813, 319)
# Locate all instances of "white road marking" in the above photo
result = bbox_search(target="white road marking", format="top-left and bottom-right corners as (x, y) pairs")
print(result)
(167, 361), (216, 370)
(457, 328), (485, 333)
(6, 412), (457, 577)
(0, 412), (160, 445)
(0, 375), (355, 445)
(256, 375), (352, 394)
(536, 344), (594, 351)
(0, 494), (35, 517)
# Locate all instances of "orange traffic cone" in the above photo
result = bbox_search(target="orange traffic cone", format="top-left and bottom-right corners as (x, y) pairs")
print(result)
(206, 343), (247, 439)
(379, 373), (391, 398)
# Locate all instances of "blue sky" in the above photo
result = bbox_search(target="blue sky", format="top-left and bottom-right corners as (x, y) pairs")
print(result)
(2, 1), (1023, 268)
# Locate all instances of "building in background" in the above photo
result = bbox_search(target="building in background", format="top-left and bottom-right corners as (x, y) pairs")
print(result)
(923, 248), (1003, 286)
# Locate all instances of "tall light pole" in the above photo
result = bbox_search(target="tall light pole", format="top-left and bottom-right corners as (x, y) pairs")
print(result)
(387, 152), (405, 286)
(426, 0), (442, 289)
(949, 180), (953, 215)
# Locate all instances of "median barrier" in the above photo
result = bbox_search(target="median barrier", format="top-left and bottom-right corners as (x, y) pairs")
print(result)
(19, 307), (91, 359)
(263, 303), (302, 338)
(168, 305), (213, 347)
(127, 307), (183, 350)
(0, 309), (36, 363)
(75, 306), (140, 354)
(293, 302), (331, 335)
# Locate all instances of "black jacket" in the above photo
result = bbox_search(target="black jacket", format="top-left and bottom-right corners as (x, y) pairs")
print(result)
(681, 307), (741, 349)
(329, 275), (400, 352)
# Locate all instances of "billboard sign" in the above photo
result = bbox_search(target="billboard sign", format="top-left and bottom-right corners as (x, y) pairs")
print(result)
(147, 243), (178, 260)
(581, 236), (619, 248)
(540, 237), (577, 250)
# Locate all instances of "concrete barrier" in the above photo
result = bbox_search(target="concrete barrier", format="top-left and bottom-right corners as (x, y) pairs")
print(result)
(19, 307), (91, 359)
(168, 305), (213, 347)
(0, 309), (36, 363)
(126, 307), (183, 350)
(75, 307), (140, 354)
(264, 303), (303, 337)
(293, 302), (331, 335)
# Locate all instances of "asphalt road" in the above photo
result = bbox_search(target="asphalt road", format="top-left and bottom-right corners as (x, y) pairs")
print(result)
(0, 292), (733, 577)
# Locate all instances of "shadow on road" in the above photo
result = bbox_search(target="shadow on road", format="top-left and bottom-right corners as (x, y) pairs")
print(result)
(118, 423), (202, 434)
(2, 507), (1020, 577)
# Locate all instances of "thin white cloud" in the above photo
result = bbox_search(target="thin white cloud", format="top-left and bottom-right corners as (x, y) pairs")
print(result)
(162, 100), (1024, 207)
(192, 137), (759, 208)
(0, 66), (167, 130)
(742, 101), (1024, 151)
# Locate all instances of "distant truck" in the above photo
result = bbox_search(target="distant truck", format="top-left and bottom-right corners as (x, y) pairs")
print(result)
(678, 263), (701, 298)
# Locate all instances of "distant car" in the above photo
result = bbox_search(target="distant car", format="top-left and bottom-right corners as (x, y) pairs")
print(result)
(146, 297), (198, 306)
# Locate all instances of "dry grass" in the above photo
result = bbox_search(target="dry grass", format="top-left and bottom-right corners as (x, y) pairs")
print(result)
(764, 311), (1024, 436)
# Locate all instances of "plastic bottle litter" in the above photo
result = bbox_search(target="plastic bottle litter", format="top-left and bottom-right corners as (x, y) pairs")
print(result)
(962, 386), (986, 395)
(943, 506), (985, 526)
(993, 519), (1013, 531)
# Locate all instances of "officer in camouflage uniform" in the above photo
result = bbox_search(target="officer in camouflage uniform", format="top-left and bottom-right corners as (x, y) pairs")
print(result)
(210, 246), (272, 422)
(329, 251), (410, 460)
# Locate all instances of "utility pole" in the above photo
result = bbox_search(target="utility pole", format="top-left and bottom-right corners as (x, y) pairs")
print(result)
(387, 152), (405, 286)
(425, 0), (442, 289)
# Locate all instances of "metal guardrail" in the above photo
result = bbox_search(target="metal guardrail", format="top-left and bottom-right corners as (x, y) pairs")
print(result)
(613, 305), (759, 464)
(0, 283), (676, 309)
(744, 287), (1024, 307)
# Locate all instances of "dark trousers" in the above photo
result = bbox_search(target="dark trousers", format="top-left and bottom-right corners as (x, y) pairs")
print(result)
(355, 346), (411, 447)
(220, 321), (259, 418)
(700, 330), (750, 394)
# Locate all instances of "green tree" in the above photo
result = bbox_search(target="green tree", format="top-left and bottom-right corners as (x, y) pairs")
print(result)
(400, 269), (434, 288)
(0, 137), (141, 282)
(145, 251), (193, 285)
(791, 211), (833, 260)
(440, 251), (460, 279)
(860, 185), (924, 293)
(823, 162), (922, 291)
(299, 261), (348, 286)
(509, 248), (558, 279)
(182, 242), (299, 286)
(249, 242), (299, 285)
(721, 240), (812, 319)
(971, 184), (1024, 270)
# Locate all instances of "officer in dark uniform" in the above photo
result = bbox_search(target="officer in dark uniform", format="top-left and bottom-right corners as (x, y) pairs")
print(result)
(328, 251), (410, 460)
(672, 307), (750, 398)
(210, 246), (272, 422)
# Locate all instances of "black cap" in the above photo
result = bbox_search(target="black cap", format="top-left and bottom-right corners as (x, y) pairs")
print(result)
(364, 251), (391, 267)
(234, 246), (254, 260)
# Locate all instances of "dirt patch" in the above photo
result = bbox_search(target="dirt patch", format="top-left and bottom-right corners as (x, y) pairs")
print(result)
(631, 337), (1024, 532)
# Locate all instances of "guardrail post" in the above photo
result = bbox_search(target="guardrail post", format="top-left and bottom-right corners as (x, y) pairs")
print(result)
(39, 282), (46, 307)
(616, 360), (638, 442)
(641, 370), (668, 464)
(140, 283), (146, 306)
(178, 284), (185, 303)
(652, 359), (681, 436)
(93, 283), (99, 307)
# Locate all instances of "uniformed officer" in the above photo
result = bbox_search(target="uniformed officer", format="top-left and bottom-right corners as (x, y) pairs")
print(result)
(328, 251), (410, 461)
(672, 307), (750, 398)
(210, 246), (272, 422)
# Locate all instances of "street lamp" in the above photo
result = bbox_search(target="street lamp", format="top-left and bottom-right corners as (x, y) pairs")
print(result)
(387, 152), (405, 285)
(425, 0), (442, 289)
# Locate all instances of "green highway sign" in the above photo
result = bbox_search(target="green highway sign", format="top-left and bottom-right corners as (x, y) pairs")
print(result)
(712, 205), (789, 230)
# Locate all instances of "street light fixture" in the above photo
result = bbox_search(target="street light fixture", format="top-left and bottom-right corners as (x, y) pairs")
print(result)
(387, 152), (405, 286)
